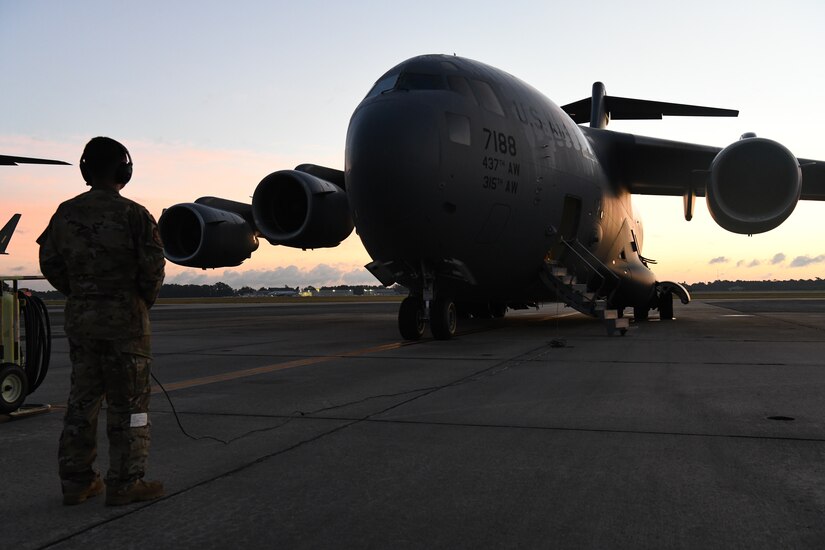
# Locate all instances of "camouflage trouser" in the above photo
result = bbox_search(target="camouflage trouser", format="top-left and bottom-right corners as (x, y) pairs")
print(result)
(59, 336), (152, 489)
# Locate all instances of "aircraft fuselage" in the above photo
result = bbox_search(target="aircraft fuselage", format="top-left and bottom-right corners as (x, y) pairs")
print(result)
(346, 55), (655, 309)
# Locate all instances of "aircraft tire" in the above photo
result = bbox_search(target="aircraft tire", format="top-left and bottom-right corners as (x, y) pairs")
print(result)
(659, 293), (674, 320)
(1, 363), (28, 414)
(430, 297), (457, 340)
(633, 306), (649, 321)
(490, 302), (507, 318)
(398, 297), (426, 340)
(471, 303), (492, 319)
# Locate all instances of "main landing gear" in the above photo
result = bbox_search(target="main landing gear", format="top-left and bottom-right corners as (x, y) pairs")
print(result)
(397, 295), (458, 341)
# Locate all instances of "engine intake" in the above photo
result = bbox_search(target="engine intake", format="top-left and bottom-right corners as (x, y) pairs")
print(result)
(159, 202), (259, 268)
(707, 137), (801, 234)
(252, 169), (353, 248)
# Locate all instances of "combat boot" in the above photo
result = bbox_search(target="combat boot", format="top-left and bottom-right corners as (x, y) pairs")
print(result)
(105, 479), (164, 506)
(62, 475), (105, 505)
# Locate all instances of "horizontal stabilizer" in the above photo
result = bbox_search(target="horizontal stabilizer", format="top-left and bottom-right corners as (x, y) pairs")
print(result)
(562, 83), (738, 128)
(0, 154), (70, 166)
(0, 213), (21, 254)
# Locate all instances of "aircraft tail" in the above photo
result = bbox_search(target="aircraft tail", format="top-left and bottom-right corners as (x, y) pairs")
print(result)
(0, 214), (22, 254)
(561, 82), (738, 129)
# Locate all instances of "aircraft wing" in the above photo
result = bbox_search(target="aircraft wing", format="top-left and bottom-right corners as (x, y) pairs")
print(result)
(588, 129), (825, 201)
(0, 155), (70, 166)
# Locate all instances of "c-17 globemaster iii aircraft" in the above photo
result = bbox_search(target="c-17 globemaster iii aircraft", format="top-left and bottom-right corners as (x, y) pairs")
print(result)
(158, 54), (825, 340)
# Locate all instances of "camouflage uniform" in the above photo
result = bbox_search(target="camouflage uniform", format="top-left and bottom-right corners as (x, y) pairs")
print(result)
(38, 188), (165, 491)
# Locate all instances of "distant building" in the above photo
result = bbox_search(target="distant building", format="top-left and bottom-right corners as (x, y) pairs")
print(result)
(251, 286), (300, 297)
(362, 287), (400, 296)
(317, 288), (353, 297)
(299, 285), (404, 297)
(270, 287), (300, 297)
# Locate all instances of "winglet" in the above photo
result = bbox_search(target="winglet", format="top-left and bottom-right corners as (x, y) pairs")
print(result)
(0, 214), (22, 254)
(562, 82), (739, 129)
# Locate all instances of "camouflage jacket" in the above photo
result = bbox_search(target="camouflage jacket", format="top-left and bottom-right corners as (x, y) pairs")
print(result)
(38, 188), (166, 340)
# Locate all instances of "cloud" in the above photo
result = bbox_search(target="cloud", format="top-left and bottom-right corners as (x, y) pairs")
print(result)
(790, 255), (825, 268)
(736, 259), (761, 268)
(709, 256), (729, 265)
(770, 253), (786, 265)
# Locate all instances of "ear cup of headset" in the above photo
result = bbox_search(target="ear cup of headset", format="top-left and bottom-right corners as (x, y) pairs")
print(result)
(80, 158), (92, 183)
(115, 156), (133, 184)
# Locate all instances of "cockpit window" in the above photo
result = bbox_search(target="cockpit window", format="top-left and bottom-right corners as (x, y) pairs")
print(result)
(364, 73), (399, 99)
(447, 76), (478, 105)
(396, 72), (446, 91)
(470, 79), (504, 116)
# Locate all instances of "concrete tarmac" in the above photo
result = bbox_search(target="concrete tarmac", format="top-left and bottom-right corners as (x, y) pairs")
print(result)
(3, 298), (825, 548)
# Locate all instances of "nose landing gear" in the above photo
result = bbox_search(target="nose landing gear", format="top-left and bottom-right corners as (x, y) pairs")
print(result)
(397, 295), (458, 341)
(398, 296), (426, 340)
(390, 260), (472, 341)
(429, 297), (457, 340)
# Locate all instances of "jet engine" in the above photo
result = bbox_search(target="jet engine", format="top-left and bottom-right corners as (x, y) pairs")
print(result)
(707, 137), (802, 234)
(252, 170), (354, 248)
(159, 201), (259, 268)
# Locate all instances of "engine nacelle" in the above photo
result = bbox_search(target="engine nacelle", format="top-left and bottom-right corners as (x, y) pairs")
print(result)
(252, 169), (354, 248)
(707, 137), (801, 234)
(159, 202), (259, 268)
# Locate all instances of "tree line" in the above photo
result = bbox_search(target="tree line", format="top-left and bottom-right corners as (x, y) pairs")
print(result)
(685, 278), (825, 292)
(28, 282), (405, 300)
(23, 278), (825, 300)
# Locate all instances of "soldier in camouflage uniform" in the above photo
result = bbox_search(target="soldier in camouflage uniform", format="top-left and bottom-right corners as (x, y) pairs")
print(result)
(38, 137), (166, 506)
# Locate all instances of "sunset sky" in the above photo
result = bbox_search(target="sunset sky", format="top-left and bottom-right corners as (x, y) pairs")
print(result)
(2, 0), (824, 291)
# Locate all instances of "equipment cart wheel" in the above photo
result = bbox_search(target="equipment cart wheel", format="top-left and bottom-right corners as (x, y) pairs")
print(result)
(430, 297), (457, 340)
(1, 363), (28, 414)
(398, 296), (426, 340)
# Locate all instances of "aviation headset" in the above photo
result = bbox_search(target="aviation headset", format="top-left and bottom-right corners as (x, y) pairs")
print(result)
(79, 137), (133, 185)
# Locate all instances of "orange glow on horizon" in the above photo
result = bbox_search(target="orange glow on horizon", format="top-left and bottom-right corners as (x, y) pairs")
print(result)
(2, 135), (823, 290)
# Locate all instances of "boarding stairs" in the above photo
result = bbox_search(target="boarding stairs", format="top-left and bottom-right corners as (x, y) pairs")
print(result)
(539, 239), (628, 336)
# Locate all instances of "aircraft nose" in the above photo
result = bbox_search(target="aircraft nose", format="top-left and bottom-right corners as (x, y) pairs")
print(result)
(345, 96), (441, 259)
